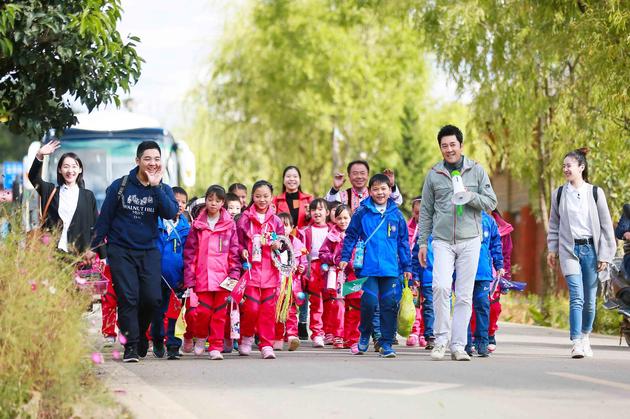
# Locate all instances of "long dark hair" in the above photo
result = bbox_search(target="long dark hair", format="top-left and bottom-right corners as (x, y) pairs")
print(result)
(247, 180), (274, 209)
(281, 165), (303, 193)
(564, 147), (589, 183)
(57, 152), (85, 188)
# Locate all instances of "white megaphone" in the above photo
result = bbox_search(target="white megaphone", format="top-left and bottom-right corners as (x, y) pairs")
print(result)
(451, 170), (472, 205)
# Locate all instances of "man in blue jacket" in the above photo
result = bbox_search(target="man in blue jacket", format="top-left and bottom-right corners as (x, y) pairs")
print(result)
(91, 141), (179, 363)
(339, 174), (412, 358)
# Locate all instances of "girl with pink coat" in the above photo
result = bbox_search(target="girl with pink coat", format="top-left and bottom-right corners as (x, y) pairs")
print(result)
(183, 185), (241, 360)
(236, 180), (285, 359)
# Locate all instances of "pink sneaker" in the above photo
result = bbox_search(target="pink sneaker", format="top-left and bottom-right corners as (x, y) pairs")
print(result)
(239, 336), (254, 356)
(324, 333), (334, 345)
(333, 337), (344, 349)
(418, 336), (427, 348)
(312, 335), (325, 348)
(350, 344), (360, 355)
(261, 346), (276, 359)
(193, 338), (206, 356)
(288, 336), (300, 351)
(209, 350), (223, 360)
(182, 338), (194, 353)
(406, 334), (419, 347)
(273, 340), (284, 351)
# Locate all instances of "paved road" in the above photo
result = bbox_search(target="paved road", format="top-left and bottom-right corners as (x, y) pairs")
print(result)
(93, 321), (630, 419)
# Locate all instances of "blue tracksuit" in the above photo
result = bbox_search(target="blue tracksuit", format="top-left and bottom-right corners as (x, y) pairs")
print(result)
(341, 197), (411, 347)
(468, 212), (503, 350)
(151, 217), (190, 348)
(411, 235), (435, 338)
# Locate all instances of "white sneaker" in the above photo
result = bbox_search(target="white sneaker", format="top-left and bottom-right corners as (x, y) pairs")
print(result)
(193, 338), (207, 356)
(273, 340), (284, 351)
(582, 335), (593, 358)
(451, 349), (471, 361)
(239, 336), (254, 356)
(209, 350), (224, 360)
(487, 343), (497, 352)
(312, 336), (325, 348)
(571, 339), (585, 359)
(288, 336), (300, 351)
(261, 346), (276, 359)
(103, 336), (116, 347)
(430, 343), (448, 361)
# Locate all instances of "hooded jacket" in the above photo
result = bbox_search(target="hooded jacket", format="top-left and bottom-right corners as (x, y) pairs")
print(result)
(411, 235), (434, 286)
(236, 205), (285, 288)
(340, 197), (411, 278)
(476, 212), (504, 282)
(183, 207), (240, 292)
(157, 216), (190, 289)
(319, 225), (359, 287)
(491, 211), (514, 278)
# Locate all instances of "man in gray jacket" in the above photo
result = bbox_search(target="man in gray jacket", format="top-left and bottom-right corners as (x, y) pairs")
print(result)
(418, 125), (497, 361)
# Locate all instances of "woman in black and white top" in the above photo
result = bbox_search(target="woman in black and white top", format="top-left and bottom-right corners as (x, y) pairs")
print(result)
(547, 148), (616, 359)
(28, 140), (100, 260)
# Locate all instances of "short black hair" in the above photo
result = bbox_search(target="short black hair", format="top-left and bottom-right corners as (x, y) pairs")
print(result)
(437, 125), (463, 145)
(205, 184), (226, 201)
(334, 204), (350, 218)
(309, 198), (329, 212)
(277, 212), (294, 227)
(228, 183), (247, 193)
(225, 192), (240, 204)
(368, 173), (391, 189)
(172, 186), (188, 199)
(347, 160), (370, 174)
(136, 140), (161, 158)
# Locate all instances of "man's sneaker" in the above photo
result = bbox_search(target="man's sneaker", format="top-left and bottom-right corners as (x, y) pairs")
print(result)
(324, 334), (334, 345)
(123, 345), (140, 363)
(582, 334), (593, 358)
(488, 336), (497, 353)
(571, 339), (585, 359)
(406, 334), (419, 347)
(451, 349), (471, 361)
(430, 342), (447, 360)
(152, 340), (165, 359)
(273, 340), (284, 351)
(103, 336), (116, 347)
(194, 338), (207, 356)
(476, 342), (490, 358)
(209, 350), (224, 360)
(425, 336), (436, 351)
(138, 338), (149, 358)
(261, 346), (276, 359)
(239, 336), (254, 356)
(223, 338), (234, 354)
(350, 344), (360, 355)
(379, 344), (397, 358)
(182, 338), (194, 353)
(333, 337), (344, 349)
(357, 336), (370, 353)
(418, 336), (427, 348)
(298, 323), (309, 340)
(166, 346), (181, 360)
(312, 336), (325, 348)
(288, 336), (300, 351)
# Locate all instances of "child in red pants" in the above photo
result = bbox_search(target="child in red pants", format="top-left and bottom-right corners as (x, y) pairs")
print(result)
(274, 213), (307, 351)
(318, 205), (362, 353)
(183, 185), (241, 360)
(236, 180), (285, 359)
(101, 264), (118, 345)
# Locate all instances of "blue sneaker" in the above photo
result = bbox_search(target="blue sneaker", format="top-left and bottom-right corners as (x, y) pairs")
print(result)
(379, 343), (397, 358)
(357, 335), (370, 354)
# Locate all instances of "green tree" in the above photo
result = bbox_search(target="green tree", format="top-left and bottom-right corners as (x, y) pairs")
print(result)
(0, 0), (142, 137)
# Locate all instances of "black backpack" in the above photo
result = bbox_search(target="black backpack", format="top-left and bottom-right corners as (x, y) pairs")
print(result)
(556, 184), (598, 208)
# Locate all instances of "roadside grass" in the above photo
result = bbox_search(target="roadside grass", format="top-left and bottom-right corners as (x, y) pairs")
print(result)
(0, 212), (124, 418)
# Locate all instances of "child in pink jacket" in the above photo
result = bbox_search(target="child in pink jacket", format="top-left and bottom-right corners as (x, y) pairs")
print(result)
(274, 212), (308, 351)
(183, 185), (241, 360)
(236, 180), (285, 359)
(319, 205), (363, 354)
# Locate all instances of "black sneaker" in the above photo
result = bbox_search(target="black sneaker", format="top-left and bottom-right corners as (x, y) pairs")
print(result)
(166, 346), (181, 360)
(425, 336), (435, 350)
(298, 323), (309, 340)
(123, 345), (140, 363)
(153, 340), (165, 358)
(138, 338), (149, 358)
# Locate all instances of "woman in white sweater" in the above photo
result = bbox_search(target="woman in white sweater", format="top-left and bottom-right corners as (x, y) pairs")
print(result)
(547, 148), (617, 359)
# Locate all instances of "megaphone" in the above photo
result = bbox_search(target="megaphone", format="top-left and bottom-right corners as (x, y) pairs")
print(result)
(451, 170), (472, 205)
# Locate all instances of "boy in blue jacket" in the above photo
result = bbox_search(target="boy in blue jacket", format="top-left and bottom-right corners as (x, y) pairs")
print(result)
(151, 186), (190, 359)
(411, 235), (436, 350)
(339, 174), (412, 358)
(466, 211), (504, 357)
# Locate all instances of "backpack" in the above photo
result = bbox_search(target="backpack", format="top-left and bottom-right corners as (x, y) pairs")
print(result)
(556, 184), (598, 208)
(116, 175), (129, 204)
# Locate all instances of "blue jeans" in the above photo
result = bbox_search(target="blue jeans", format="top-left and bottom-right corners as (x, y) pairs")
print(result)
(565, 243), (598, 341)
(359, 277), (401, 346)
(467, 281), (491, 347)
(420, 284), (434, 338)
